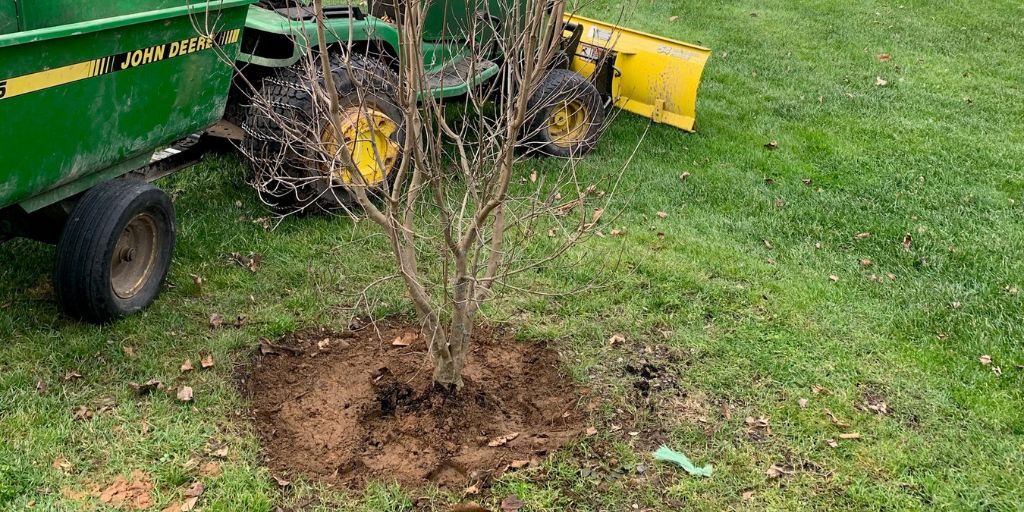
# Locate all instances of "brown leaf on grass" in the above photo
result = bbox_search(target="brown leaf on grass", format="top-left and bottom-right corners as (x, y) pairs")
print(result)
(123, 346), (136, 359)
(679, 171), (691, 182)
(802, 178), (813, 186)
(859, 258), (873, 267)
(741, 490), (754, 501)
(745, 416), (771, 433)
(992, 366), (1002, 376)
(176, 386), (193, 402)
(183, 481), (204, 498)
(585, 426), (598, 437)
(529, 170), (537, 183)
(501, 495), (526, 512)
(765, 464), (793, 479)
(669, 15), (678, 22)
(272, 475), (290, 488)
(763, 239), (773, 250)
(200, 355), (215, 369)
(211, 447), (229, 459)
(181, 496), (200, 511)
(951, 301), (962, 310)
(73, 406), (92, 421)
(811, 385), (832, 395)
(826, 439), (839, 448)
(64, 370), (83, 381)
(824, 409), (850, 428)
(829, 274), (840, 282)
(607, 333), (626, 346)
(656, 211), (668, 219)
(764, 140), (779, 150)
(838, 432), (861, 440)
(875, 76), (888, 87)
(180, 359), (193, 373)
(198, 462), (222, 478)
(98, 470), (154, 510)
(129, 379), (163, 396)
(36, 380), (47, 394)
(591, 208), (605, 225)
(509, 459), (531, 469)
(487, 432), (520, 447)
(979, 355), (992, 365)
(190, 274), (203, 292)
(886, 272), (897, 280)
(52, 457), (73, 474)
(208, 313), (224, 329)
(877, 53), (892, 62)
(547, 228), (556, 238)
(798, 398), (808, 409)
(452, 503), (489, 512)
(853, 232), (871, 241)
(391, 331), (417, 347)
(902, 233), (913, 251)
(774, 198), (785, 209)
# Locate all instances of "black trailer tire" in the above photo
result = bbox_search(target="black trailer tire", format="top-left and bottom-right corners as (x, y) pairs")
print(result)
(522, 69), (605, 158)
(54, 179), (176, 323)
(242, 53), (405, 213)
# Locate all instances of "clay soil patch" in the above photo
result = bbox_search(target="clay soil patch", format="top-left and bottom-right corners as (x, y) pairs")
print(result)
(239, 322), (585, 490)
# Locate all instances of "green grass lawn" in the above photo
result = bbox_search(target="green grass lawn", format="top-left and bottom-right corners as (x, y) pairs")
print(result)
(3, 0), (1024, 510)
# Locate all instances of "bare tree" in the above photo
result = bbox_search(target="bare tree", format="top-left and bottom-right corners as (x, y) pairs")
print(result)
(241, 0), (622, 391)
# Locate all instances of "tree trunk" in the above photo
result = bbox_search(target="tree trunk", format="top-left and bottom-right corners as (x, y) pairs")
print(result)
(432, 276), (475, 390)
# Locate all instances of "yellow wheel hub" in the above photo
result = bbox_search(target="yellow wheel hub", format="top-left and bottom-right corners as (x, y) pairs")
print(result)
(547, 99), (589, 148)
(321, 107), (400, 186)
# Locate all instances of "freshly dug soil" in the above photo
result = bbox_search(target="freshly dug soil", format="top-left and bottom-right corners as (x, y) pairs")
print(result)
(239, 321), (585, 490)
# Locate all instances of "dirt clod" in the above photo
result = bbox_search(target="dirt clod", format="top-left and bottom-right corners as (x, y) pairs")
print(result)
(241, 322), (584, 490)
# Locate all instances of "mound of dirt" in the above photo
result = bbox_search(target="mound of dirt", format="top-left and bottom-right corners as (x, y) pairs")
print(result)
(239, 322), (585, 490)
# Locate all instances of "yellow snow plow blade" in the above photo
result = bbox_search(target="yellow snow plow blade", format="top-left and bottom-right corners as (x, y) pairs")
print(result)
(564, 15), (711, 132)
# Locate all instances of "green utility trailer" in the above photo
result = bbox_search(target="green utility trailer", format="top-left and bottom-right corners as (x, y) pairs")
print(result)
(0, 0), (254, 322)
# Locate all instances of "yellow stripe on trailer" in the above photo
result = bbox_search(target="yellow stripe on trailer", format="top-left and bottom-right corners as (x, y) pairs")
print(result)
(2, 61), (97, 100)
(565, 15), (711, 132)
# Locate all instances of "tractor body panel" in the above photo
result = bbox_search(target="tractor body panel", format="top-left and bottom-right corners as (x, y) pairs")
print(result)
(0, 0), (253, 215)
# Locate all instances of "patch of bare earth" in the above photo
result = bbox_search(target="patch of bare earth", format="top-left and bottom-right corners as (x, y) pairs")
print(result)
(239, 322), (585, 490)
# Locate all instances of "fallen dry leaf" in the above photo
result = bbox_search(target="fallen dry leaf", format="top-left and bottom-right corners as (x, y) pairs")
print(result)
(875, 76), (888, 87)
(774, 198), (785, 209)
(73, 406), (92, 421)
(200, 355), (215, 369)
(208, 313), (224, 329)
(764, 140), (779, 150)
(452, 503), (489, 512)
(979, 355), (992, 365)
(130, 379), (162, 396)
(272, 475), (290, 488)
(838, 432), (861, 440)
(509, 459), (531, 469)
(211, 447), (229, 459)
(607, 333), (625, 345)
(826, 439), (839, 448)
(585, 426), (598, 437)
(64, 370), (83, 381)
(501, 495), (526, 512)
(52, 457), (73, 474)
(656, 211), (668, 219)
(591, 208), (605, 225)
(391, 331), (417, 347)
(877, 53), (892, 62)
(487, 432), (520, 447)
(763, 239), (773, 250)
(824, 409), (850, 428)
(464, 482), (481, 495)
(859, 258), (873, 267)
(742, 490), (754, 501)
(802, 178), (813, 186)
(176, 386), (193, 402)
(902, 233), (913, 251)
(182, 496), (200, 511)
(529, 170), (537, 183)
(679, 171), (691, 182)
(123, 346), (136, 358)
(183, 481), (204, 498)
(36, 380), (46, 394)
(829, 274), (840, 282)
(992, 366), (1002, 376)
(317, 338), (331, 351)
(853, 232), (871, 241)
(190, 274), (203, 292)
(98, 470), (154, 510)
(198, 462), (222, 478)
(547, 228), (556, 238)
(180, 359), (193, 373)
(669, 15), (678, 22)
(766, 464), (793, 479)
(798, 398), (808, 409)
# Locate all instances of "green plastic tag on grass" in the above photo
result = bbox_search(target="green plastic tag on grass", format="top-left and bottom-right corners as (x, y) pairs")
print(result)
(653, 445), (713, 477)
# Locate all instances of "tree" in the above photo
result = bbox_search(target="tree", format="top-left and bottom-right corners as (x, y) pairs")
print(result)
(242, 0), (616, 390)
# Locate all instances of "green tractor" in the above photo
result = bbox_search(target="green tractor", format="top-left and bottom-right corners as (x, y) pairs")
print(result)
(0, 0), (707, 321)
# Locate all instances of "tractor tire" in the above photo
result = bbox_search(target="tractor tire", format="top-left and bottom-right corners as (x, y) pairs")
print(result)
(242, 54), (405, 213)
(522, 69), (605, 158)
(54, 179), (176, 323)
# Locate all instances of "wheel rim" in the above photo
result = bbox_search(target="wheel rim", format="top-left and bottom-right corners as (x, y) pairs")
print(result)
(110, 212), (159, 299)
(547, 99), (590, 149)
(321, 107), (401, 186)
